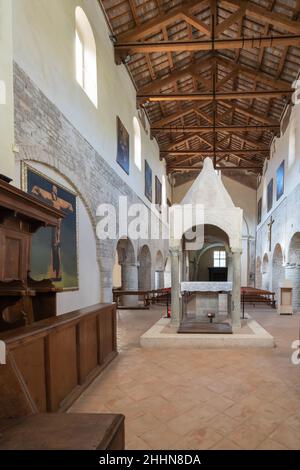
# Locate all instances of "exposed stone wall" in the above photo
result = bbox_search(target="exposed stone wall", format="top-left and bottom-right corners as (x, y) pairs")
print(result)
(14, 62), (168, 302)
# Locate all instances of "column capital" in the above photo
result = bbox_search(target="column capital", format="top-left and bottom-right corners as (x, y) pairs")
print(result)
(231, 248), (242, 255)
(169, 246), (182, 256)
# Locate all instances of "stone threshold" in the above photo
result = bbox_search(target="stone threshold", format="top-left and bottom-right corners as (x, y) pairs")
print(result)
(140, 316), (275, 349)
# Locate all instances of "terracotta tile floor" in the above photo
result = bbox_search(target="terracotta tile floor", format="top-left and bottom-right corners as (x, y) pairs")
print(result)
(70, 306), (300, 450)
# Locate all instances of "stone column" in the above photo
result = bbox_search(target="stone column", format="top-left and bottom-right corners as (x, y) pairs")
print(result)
(227, 253), (233, 282)
(231, 249), (241, 329)
(155, 270), (164, 289)
(170, 246), (181, 326)
(121, 262), (138, 306)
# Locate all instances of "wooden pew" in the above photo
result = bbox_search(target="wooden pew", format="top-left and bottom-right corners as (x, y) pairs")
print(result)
(241, 287), (276, 317)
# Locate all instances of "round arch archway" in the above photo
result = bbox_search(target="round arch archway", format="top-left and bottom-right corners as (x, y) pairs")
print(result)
(114, 238), (137, 306)
(138, 245), (152, 291)
(286, 232), (300, 309)
(255, 256), (262, 289)
(155, 250), (164, 289)
(262, 253), (270, 291)
(272, 244), (284, 302)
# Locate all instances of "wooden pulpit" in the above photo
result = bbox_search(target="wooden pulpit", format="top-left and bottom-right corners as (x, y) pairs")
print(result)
(0, 178), (64, 331)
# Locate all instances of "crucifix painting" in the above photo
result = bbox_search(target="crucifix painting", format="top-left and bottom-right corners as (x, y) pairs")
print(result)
(24, 166), (78, 290)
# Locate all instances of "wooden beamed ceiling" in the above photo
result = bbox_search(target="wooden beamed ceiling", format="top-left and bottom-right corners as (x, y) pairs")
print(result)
(100, 0), (300, 180)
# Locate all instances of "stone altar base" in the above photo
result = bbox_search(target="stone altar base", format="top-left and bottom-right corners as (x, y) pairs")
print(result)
(140, 316), (274, 349)
(178, 320), (232, 334)
(187, 292), (230, 318)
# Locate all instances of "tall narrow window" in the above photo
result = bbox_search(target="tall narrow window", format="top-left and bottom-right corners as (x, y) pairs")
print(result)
(133, 117), (141, 170)
(214, 251), (226, 268)
(75, 7), (97, 107)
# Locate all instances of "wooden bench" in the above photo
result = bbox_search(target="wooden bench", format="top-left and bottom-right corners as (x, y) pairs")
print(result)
(0, 303), (125, 450)
(241, 287), (276, 317)
(0, 413), (124, 450)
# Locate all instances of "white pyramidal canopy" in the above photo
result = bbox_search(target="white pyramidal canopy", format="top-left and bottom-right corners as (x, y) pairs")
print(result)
(181, 157), (235, 209)
(172, 158), (243, 251)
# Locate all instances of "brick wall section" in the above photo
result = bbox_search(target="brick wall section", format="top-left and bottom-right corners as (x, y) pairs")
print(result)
(13, 62), (168, 302)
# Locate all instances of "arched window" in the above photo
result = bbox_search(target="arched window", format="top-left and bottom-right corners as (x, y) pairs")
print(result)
(133, 117), (141, 170)
(75, 7), (97, 107)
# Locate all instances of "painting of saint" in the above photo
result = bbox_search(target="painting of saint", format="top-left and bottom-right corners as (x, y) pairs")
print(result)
(116, 117), (130, 174)
(155, 176), (162, 207)
(24, 166), (78, 290)
(267, 179), (273, 213)
(257, 197), (262, 224)
(276, 161), (285, 201)
(145, 160), (152, 202)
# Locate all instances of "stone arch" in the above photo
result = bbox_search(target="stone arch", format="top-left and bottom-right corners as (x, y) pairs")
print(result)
(272, 244), (284, 302)
(138, 244), (152, 291)
(154, 250), (164, 289)
(286, 232), (300, 310)
(256, 256), (262, 289)
(184, 224), (230, 282)
(262, 253), (270, 291)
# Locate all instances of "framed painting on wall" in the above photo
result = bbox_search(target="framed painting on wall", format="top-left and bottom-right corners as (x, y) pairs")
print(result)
(116, 116), (130, 175)
(276, 160), (285, 201)
(22, 164), (78, 290)
(257, 198), (262, 224)
(155, 176), (162, 207)
(267, 178), (273, 213)
(145, 160), (152, 202)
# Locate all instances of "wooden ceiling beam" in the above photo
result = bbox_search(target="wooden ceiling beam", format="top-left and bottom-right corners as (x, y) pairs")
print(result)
(115, 35), (300, 60)
(220, 0), (300, 34)
(216, 56), (290, 90)
(161, 149), (269, 155)
(166, 134), (213, 151)
(116, 0), (209, 42)
(215, 1), (247, 36)
(219, 101), (279, 125)
(151, 125), (280, 132)
(139, 89), (293, 103)
(181, 12), (211, 36)
(138, 57), (213, 94)
(167, 165), (263, 171)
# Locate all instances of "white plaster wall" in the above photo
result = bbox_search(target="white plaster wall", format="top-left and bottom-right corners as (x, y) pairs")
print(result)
(0, 0), (15, 180)
(256, 101), (300, 261)
(257, 104), (300, 232)
(12, 0), (170, 208)
(15, 161), (101, 314)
